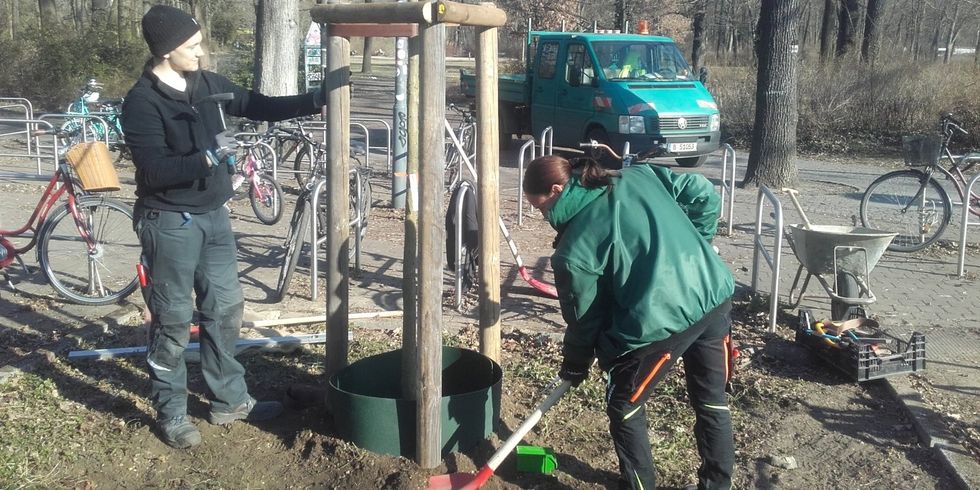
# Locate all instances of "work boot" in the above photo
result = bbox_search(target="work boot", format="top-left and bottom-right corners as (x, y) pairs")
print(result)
(208, 396), (282, 425)
(158, 416), (202, 449)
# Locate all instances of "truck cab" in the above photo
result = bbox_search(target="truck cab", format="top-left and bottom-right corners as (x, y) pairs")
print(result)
(528, 31), (720, 167)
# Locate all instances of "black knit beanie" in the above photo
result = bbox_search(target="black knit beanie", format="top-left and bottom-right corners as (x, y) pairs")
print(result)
(141, 5), (201, 57)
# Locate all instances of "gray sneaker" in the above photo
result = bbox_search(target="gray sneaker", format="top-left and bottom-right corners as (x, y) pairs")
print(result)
(208, 396), (283, 425)
(158, 416), (202, 449)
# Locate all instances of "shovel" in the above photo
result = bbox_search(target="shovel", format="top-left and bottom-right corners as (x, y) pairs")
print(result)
(781, 187), (812, 229)
(428, 378), (572, 490)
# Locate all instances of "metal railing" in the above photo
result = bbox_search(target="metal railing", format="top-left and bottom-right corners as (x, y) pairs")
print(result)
(751, 185), (784, 333)
(0, 118), (61, 174)
(309, 168), (365, 301)
(350, 117), (392, 174)
(451, 180), (476, 309)
(539, 126), (553, 156)
(959, 171), (980, 276)
(719, 144), (737, 236)
(517, 138), (536, 226)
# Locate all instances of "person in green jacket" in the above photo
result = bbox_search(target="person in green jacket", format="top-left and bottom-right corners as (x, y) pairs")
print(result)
(523, 155), (736, 490)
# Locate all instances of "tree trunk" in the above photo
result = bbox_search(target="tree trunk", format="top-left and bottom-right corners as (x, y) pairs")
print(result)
(188, 0), (211, 69)
(690, 0), (707, 70)
(943, 3), (960, 64)
(254, 0), (299, 95)
(38, 0), (58, 28)
(91, 0), (111, 24)
(361, 0), (374, 74)
(974, 22), (979, 68)
(10, 0), (19, 39)
(911, 0), (921, 60)
(743, 0), (801, 189)
(835, 0), (859, 58)
(819, 0), (835, 59)
(861, 0), (886, 63)
(713, 0), (727, 60)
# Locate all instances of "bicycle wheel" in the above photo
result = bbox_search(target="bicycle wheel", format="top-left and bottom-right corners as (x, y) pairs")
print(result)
(293, 145), (317, 188)
(275, 200), (309, 302)
(860, 170), (952, 252)
(38, 197), (139, 305)
(353, 167), (373, 223)
(249, 173), (284, 225)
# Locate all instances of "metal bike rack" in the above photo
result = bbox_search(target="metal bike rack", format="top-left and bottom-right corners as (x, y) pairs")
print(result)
(309, 168), (364, 301)
(751, 185), (784, 333)
(349, 122), (372, 171)
(719, 144), (737, 236)
(0, 98), (35, 153)
(351, 117), (393, 174)
(0, 118), (58, 174)
(539, 126), (553, 156)
(621, 141), (631, 166)
(958, 169), (980, 276)
(444, 119), (478, 182)
(452, 180), (475, 309)
(517, 139), (536, 226)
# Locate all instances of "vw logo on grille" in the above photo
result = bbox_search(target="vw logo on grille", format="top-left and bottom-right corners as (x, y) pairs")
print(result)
(677, 117), (688, 129)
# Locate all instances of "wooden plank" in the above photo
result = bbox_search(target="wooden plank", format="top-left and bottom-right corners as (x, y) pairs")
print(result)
(433, 1), (507, 28)
(311, 2), (429, 24)
(416, 21), (446, 470)
(476, 22), (502, 363)
(329, 23), (418, 38)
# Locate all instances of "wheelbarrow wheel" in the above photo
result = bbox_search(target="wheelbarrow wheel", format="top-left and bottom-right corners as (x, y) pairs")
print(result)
(831, 271), (861, 321)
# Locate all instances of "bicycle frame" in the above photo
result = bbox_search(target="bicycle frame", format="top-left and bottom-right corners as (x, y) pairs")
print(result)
(0, 164), (89, 261)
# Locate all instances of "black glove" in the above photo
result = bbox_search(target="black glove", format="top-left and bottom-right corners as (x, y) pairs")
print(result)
(558, 359), (590, 387)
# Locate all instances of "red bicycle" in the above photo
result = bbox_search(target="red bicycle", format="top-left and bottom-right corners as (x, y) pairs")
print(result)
(0, 131), (139, 305)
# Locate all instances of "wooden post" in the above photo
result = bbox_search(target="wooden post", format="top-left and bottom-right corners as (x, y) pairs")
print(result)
(322, 23), (351, 391)
(401, 8), (421, 401)
(475, 17), (501, 363)
(416, 21), (446, 470)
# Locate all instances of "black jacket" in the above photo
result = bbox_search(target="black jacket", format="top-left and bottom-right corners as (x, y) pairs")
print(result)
(122, 63), (320, 213)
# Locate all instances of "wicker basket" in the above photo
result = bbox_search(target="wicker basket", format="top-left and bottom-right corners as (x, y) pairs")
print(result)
(65, 142), (120, 192)
(901, 134), (942, 167)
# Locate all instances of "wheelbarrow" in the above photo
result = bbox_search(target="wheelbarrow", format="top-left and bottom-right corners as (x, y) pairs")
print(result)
(783, 189), (898, 321)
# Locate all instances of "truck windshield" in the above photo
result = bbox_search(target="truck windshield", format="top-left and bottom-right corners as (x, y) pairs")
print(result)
(593, 41), (693, 81)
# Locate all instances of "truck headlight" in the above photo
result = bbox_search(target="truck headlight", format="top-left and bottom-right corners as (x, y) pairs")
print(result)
(618, 115), (645, 134)
(709, 113), (721, 132)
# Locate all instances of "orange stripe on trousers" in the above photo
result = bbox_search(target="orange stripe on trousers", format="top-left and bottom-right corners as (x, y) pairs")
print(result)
(629, 353), (671, 403)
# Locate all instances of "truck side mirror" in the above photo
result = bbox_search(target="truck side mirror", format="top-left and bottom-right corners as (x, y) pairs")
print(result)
(699, 66), (709, 84)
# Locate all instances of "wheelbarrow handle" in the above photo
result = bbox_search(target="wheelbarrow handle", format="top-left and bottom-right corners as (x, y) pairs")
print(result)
(781, 187), (812, 230)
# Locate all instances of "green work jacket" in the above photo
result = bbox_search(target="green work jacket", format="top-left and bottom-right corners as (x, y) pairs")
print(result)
(548, 164), (735, 370)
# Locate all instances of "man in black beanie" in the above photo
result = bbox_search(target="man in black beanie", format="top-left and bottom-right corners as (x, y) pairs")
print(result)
(122, 4), (327, 449)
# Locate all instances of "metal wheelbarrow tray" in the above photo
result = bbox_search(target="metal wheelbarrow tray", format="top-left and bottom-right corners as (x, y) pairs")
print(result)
(786, 224), (898, 316)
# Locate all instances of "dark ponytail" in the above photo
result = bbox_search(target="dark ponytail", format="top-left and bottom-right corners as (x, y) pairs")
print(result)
(570, 157), (619, 189)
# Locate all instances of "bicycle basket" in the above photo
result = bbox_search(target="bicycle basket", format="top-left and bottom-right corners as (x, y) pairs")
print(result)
(902, 134), (942, 167)
(65, 141), (120, 192)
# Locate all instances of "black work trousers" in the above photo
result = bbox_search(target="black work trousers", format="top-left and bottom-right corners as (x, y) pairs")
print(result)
(604, 300), (735, 490)
(135, 205), (248, 422)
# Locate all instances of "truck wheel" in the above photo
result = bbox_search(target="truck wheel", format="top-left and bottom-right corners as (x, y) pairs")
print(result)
(586, 128), (620, 169)
(676, 155), (707, 167)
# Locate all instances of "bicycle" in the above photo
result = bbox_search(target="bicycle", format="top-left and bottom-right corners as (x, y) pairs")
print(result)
(445, 103), (476, 191)
(273, 126), (371, 302)
(61, 79), (128, 158)
(0, 129), (139, 305)
(860, 113), (980, 252)
(230, 137), (284, 225)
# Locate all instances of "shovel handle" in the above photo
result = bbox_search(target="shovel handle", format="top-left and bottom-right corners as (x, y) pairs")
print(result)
(781, 187), (812, 230)
(484, 379), (572, 471)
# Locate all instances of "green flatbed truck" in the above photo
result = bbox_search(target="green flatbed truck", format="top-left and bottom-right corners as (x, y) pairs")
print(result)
(461, 30), (720, 167)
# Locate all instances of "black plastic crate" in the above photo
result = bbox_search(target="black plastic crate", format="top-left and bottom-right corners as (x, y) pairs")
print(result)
(795, 309), (926, 382)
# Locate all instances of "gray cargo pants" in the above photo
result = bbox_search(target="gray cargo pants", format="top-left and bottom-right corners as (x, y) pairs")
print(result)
(135, 205), (248, 421)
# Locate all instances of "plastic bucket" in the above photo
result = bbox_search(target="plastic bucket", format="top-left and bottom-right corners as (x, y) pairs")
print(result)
(65, 142), (120, 192)
(328, 346), (502, 458)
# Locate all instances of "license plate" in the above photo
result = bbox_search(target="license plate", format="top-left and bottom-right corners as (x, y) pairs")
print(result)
(668, 142), (698, 152)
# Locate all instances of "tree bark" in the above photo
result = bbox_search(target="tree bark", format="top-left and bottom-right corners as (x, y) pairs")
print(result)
(38, 0), (58, 28)
(690, 0), (707, 70)
(743, 0), (801, 189)
(254, 0), (299, 95)
(835, 0), (859, 58)
(942, 2), (960, 64)
(819, 0), (835, 59)
(188, 0), (212, 69)
(974, 22), (979, 68)
(861, 0), (886, 63)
